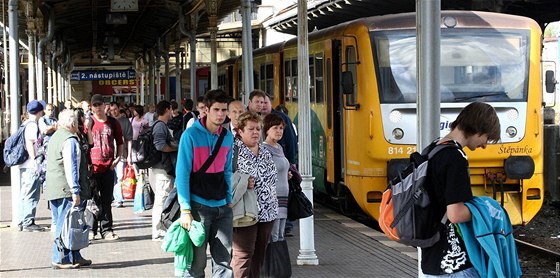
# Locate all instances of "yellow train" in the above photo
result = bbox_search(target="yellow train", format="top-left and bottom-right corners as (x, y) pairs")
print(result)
(215, 11), (548, 225)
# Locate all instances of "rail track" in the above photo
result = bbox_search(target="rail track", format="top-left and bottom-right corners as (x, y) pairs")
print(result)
(515, 239), (560, 260)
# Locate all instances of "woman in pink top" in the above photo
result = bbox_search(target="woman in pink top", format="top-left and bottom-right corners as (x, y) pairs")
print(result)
(131, 105), (149, 141)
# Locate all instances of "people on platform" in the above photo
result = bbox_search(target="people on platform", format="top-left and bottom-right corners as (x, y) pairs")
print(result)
(232, 111), (278, 278)
(109, 102), (133, 208)
(262, 113), (291, 243)
(176, 89), (234, 277)
(44, 109), (93, 269)
(39, 103), (58, 141)
(185, 96), (207, 130)
(224, 100), (245, 138)
(149, 100), (178, 241)
(247, 90), (265, 114)
(131, 104), (149, 141)
(421, 102), (501, 277)
(167, 100), (184, 142)
(144, 104), (156, 126)
(18, 100), (47, 232)
(85, 94), (123, 240)
(182, 98), (198, 130)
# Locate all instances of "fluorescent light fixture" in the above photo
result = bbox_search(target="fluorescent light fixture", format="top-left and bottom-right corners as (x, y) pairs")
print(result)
(344, 0), (351, 5)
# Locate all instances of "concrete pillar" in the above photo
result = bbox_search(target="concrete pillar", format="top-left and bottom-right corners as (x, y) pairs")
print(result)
(209, 24), (218, 90)
(240, 0), (254, 104)
(296, 0), (318, 266)
(175, 42), (182, 106)
(26, 29), (36, 100)
(416, 0), (441, 274)
(8, 0), (21, 229)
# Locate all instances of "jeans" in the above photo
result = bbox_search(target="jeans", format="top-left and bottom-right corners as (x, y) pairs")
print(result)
(50, 198), (83, 264)
(184, 201), (233, 278)
(113, 161), (125, 204)
(92, 169), (115, 236)
(271, 218), (287, 242)
(148, 167), (174, 238)
(421, 267), (480, 278)
(19, 168), (41, 227)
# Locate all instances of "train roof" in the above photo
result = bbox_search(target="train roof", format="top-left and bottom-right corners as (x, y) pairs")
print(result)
(230, 10), (540, 62)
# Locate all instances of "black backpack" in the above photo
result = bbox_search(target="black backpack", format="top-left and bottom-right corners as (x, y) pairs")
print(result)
(131, 120), (163, 169)
(160, 187), (180, 230)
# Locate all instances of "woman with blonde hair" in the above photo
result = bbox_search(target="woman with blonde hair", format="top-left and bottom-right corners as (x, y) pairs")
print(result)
(232, 111), (278, 278)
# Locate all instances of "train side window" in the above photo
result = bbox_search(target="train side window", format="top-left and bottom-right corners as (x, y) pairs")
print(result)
(309, 56), (316, 103)
(326, 58), (332, 128)
(316, 54), (324, 104)
(292, 59), (298, 102)
(266, 64), (274, 96)
(260, 65), (265, 90)
(345, 46), (358, 106)
(238, 70), (243, 97)
(284, 60), (291, 102)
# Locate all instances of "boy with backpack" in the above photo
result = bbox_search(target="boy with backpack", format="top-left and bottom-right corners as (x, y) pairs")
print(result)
(176, 89), (234, 277)
(19, 100), (47, 232)
(420, 102), (501, 277)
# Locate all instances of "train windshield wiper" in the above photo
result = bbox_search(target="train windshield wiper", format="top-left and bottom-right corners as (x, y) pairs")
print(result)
(454, 92), (507, 101)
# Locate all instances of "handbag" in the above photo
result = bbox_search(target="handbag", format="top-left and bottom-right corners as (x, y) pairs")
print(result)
(133, 176), (145, 214)
(190, 128), (228, 200)
(57, 207), (90, 251)
(143, 182), (155, 210)
(287, 171), (313, 221)
(260, 240), (292, 278)
(122, 164), (136, 199)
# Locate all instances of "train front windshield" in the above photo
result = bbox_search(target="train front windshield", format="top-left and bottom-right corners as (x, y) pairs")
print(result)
(372, 29), (530, 103)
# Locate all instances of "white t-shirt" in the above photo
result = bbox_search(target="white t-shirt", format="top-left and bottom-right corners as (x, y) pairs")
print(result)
(20, 121), (39, 169)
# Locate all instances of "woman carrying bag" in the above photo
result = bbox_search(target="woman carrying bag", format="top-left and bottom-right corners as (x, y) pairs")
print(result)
(261, 113), (292, 278)
(232, 112), (279, 278)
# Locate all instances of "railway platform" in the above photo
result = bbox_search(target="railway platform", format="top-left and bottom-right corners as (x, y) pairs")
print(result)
(0, 173), (417, 277)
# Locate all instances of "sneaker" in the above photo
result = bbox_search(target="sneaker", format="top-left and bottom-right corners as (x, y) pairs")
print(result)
(75, 258), (92, 267)
(113, 202), (124, 208)
(52, 262), (80, 269)
(17, 223), (22, 231)
(89, 233), (100, 240)
(23, 224), (46, 232)
(103, 232), (119, 240)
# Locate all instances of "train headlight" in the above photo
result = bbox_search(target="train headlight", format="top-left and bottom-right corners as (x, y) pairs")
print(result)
(504, 156), (534, 180)
(389, 110), (402, 123)
(392, 128), (404, 140)
(442, 16), (457, 28)
(506, 126), (517, 138)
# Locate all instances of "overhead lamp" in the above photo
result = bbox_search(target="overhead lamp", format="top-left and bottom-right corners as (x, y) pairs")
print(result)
(311, 12), (318, 17)
(327, 6), (334, 12)
(334, 3), (342, 8)
(344, 0), (351, 5)
(319, 9), (325, 15)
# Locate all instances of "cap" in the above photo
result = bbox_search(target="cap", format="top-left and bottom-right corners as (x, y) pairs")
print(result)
(27, 100), (45, 115)
(91, 94), (104, 105)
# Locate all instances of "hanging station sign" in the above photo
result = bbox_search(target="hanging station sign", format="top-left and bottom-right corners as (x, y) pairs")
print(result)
(70, 70), (136, 81)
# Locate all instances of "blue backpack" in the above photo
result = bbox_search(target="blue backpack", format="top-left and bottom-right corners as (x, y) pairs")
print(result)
(3, 122), (35, 167)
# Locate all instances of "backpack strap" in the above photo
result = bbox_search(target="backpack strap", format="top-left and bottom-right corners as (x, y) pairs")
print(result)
(196, 128), (227, 174)
(424, 140), (460, 159)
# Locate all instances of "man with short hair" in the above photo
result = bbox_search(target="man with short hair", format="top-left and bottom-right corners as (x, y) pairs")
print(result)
(167, 100), (184, 141)
(144, 104), (156, 126)
(421, 101), (501, 277)
(44, 109), (93, 269)
(224, 100), (244, 138)
(176, 89), (234, 277)
(247, 90), (266, 114)
(18, 100), (47, 232)
(85, 94), (123, 240)
(150, 100), (179, 241)
(109, 102), (133, 208)
(185, 96), (207, 130)
(182, 98), (198, 130)
(39, 103), (58, 140)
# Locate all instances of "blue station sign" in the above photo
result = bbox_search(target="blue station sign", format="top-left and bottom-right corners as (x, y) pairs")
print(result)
(71, 70), (136, 81)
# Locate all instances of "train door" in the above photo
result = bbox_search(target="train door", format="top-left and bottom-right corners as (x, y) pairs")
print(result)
(331, 39), (344, 186)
